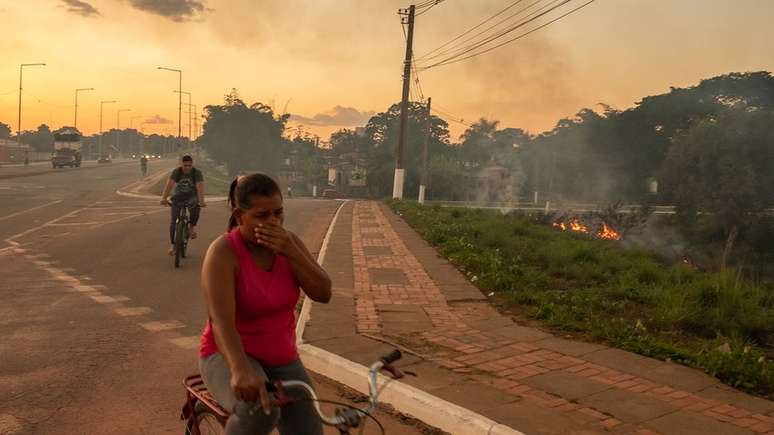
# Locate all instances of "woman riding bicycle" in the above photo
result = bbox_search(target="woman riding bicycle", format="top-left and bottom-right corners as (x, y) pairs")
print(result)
(199, 173), (331, 435)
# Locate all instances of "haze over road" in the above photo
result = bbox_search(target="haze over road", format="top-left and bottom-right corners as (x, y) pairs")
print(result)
(0, 162), (430, 434)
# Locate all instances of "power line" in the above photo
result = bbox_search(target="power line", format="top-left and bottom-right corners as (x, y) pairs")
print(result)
(418, 0), (546, 63)
(416, 0), (527, 60)
(419, 0), (595, 71)
(418, 0), (572, 67)
(416, 0), (445, 16)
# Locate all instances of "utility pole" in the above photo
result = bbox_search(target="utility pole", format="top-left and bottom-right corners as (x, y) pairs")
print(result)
(99, 100), (116, 157)
(174, 90), (192, 143)
(17, 63), (46, 145)
(393, 4), (415, 199)
(74, 87), (94, 131)
(418, 97), (431, 205)
(116, 109), (131, 153)
(157, 66), (182, 146)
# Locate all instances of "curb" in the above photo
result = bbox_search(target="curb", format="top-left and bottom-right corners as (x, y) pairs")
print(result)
(115, 165), (228, 203)
(297, 200), (525, 435)
(298, 344), (524, 435)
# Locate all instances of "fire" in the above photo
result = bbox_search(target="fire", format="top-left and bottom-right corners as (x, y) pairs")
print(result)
(569, 217), (589, 233)
(552, 216), (621, 241)
(597, 222), (621, 240)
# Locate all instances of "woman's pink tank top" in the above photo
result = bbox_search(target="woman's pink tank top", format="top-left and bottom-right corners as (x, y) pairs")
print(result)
(199, 228), (300, 366)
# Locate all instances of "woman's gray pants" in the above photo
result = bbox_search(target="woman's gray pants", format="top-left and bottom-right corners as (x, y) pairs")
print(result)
(199, 353), (324, 435)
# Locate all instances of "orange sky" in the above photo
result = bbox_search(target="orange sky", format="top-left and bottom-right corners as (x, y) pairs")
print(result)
(2, 0), (774, 141)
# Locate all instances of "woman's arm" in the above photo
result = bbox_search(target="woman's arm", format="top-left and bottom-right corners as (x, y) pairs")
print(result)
(287, 231), (332, 303)
(202, 236), (270, 411)
(255, 223), (332, 303)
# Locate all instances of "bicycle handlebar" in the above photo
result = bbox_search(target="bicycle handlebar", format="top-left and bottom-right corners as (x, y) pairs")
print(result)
(242, 349), (405, 429)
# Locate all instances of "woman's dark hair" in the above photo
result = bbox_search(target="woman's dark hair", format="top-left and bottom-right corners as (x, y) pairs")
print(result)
(228, 173), (282, 229)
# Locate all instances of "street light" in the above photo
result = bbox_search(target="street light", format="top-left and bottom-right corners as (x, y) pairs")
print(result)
(74, 87), (94, 131)
(157, 66), (182, 142)
(17, 63), (46, 144)
(116, 109), (131, 152)
(99, 100), (117, 157)
(173, 90), (192, 141)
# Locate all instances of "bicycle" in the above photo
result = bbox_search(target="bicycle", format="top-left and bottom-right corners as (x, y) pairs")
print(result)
(181, 350), (410, 435)
(162, 199), (191, 268)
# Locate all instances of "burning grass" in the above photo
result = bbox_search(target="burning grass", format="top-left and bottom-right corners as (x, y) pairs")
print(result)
(388, 199), (774, 399)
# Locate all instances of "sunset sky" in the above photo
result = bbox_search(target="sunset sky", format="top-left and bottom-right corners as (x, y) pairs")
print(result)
(2, 0), (774, 141)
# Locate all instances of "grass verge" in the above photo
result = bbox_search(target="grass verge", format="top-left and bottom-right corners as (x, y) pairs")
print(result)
(387, 200), (774, 399)
(149, 158), (232, 197)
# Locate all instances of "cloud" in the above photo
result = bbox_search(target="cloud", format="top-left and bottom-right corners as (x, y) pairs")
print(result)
(128, 0), (208, 22)
(144, 114), (173, 124)
(290, 106), (375, 127)
(60, 0), (100, 17)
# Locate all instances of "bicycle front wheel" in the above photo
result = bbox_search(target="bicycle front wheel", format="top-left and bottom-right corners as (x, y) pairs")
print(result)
(174, 220), (186, 268)
(184, 401), (225, 435)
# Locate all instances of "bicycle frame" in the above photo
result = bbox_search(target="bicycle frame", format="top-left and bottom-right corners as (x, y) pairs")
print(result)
(181, 350), (406, 433)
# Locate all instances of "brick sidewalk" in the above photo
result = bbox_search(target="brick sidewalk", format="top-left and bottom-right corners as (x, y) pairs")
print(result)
(303, 201), (774, 435)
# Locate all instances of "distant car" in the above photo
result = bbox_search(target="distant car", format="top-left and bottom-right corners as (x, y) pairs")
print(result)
(98, 154), (112, 164)
(322, 189), (344, 199)
(131, 154), (137, 159)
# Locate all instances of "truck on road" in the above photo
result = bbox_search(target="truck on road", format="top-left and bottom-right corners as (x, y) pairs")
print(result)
(51, 127), (82, 168)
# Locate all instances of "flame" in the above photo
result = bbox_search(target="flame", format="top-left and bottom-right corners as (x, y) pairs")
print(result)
(552, 222), (567, 230)
(596, 222), (621, 240)
(553, 217), (621, 241)
(569, 217), (589, 233)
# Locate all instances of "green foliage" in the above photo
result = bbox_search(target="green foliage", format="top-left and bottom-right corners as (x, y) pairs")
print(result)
(0, 121), (10, 139)
(388, 200), (774, 398)
(199, 89), (289, 176)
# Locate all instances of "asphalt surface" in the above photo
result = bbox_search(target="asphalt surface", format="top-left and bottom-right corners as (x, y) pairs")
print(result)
(0, 162), (433, 434)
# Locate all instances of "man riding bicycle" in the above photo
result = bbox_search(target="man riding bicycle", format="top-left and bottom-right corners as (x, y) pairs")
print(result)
(160, 155), (205, 256)
(140, 155), (148, 177)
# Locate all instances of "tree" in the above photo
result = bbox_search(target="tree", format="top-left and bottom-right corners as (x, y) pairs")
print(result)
(0, 122), (10, 139)
(660, 108), (774, 268)
(362, 102), (450, 198)
(19, 124), (54, 152)
(199, 89), (289, 176)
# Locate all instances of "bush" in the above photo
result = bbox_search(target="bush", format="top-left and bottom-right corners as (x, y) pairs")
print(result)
(388, 199), (774, 399)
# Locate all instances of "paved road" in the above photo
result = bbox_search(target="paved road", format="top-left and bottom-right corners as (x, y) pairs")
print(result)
(0, 165), (433, 434)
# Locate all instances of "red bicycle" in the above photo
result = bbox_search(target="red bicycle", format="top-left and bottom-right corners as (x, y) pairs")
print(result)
(181, 350), (408, 435)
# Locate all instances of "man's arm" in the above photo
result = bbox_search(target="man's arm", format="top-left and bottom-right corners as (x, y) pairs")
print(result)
(196, 169), (205, 206)
(160, 178), (176, 204)
(196, 181), (205, 206)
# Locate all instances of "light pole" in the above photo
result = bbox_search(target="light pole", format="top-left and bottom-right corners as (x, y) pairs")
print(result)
(74, 87), (94, 131)
(116, 109), (131, 153)
(157, 66), (182, 144)
(174, 90), (192, 142)
(99, 100), (117, 157)
(17, 63), (46, 144)
(130, 115), (143, 156)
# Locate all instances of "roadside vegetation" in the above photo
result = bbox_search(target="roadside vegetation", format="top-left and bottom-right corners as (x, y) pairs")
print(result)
(388, 200), (774, 399)
(149, 157), (232, 197)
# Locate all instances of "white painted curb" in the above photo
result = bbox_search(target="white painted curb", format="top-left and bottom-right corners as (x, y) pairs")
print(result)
(298, 344), (524, 435)
(296, 201), (525, 435)
(115, 165), (228, 203)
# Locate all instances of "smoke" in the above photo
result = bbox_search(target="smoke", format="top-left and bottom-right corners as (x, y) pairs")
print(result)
(60, 0), (100, 17)
(144, 114), (173, 124)
(128, 0), (209, 22)
(290, 106), (375, 127)
(620, 214), (689, 263)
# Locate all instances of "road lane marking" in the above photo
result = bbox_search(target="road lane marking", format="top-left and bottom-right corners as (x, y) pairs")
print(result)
(47, 222), (103, 226)
(169, 336), (200, 350)
(4, 200), (101, 243)
(0, 200), (64, 222)
(115, 307), (153, 316)
(140, 320), (185, 332)
(90, 295), (130, 304)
